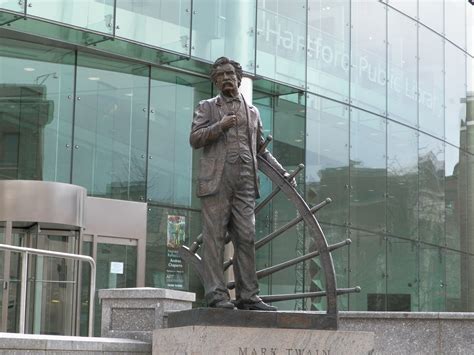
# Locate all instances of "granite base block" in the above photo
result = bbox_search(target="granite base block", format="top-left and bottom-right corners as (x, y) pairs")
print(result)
(153, 326), (374, 355)
(167, 308), (338, 330)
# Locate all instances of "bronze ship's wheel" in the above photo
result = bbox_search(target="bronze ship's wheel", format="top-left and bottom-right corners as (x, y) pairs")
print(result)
(179, 151), (359, 328)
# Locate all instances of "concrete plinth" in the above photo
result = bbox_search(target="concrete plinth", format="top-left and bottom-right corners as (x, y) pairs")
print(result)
(99, 287), (195, 343)
(167, 308), (337, 330)
(153, 326), (374, 355)
(0, 332), (151, 355)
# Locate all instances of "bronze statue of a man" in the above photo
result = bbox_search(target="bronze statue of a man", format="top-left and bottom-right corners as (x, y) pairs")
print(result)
(190, 57), (295, 310)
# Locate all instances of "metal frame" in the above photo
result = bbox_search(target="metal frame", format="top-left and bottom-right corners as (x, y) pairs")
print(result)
(0, 243), (96, 337)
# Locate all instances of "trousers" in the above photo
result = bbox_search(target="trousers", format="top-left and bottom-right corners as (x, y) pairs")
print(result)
(200, 158), (260, 305)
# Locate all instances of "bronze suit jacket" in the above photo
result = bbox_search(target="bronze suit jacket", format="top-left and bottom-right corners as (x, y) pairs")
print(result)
(190, 94), (287, 199)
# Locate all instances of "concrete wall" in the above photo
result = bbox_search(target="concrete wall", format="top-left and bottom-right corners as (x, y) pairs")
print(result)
(339, 311), (474, 354)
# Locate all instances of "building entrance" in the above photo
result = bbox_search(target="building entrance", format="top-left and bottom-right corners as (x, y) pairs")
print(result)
(0, 181), (147, 336)
(0, 227), (79, 335)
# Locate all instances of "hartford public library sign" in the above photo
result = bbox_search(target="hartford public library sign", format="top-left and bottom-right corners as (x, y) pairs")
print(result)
(256, 9), (442, 117)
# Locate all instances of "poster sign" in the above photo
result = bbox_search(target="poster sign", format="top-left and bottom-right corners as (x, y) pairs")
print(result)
(110, 261), (124, 274)
(166, 215), (186, 289)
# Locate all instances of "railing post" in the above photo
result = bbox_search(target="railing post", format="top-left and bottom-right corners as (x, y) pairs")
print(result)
(88, 259), (96, 337)
(19, 251), (28, 334)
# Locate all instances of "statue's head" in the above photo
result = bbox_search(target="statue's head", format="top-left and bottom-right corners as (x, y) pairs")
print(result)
(210, 57), (243, 96)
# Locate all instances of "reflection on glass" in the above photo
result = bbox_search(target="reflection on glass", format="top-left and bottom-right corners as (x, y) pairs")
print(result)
(0, 38), (74, 182)
(306, 95), (349, 226)
(148, 68), (209, 207)
(387, 121), (418, 239)
(418, 244), (445, 311)
(445, 250), (462, 311)
(445, 0), (466, 50)
(115, 0), (191, 54)
(445, 145), (465, 251)
(350, 108), (386, 233)
(445, 43), (466, 148)
(388, 0), (417, 19)
(268, 93), (305, 311)
(418, 133), (445, 245)
(350, 1), (386, 115)
(418, 26), (444, 138)
(192, 0), (256, 72)
(387, 9), (417, 128)
(72, 54), (148, 201)
(94, 242), (136, 336)
(349, 230), (386, 311)
(256, 0), (306, 87)
(0, 0), (24, 13)
(314, 224), (349, 311)
(387, 237), (417, 311)
(28, 0), (114, 34)
(419, 0), (443, 34)
(307, 0), (350, 101)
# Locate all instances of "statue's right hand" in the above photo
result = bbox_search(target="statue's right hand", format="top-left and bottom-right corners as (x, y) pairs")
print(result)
(220, 113), (237, 131)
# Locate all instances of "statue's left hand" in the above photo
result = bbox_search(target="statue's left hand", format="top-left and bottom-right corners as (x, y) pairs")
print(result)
(284, 172), (297, 188)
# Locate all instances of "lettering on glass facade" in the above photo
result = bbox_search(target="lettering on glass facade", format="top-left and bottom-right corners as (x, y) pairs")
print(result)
(256, 9), (440, 114)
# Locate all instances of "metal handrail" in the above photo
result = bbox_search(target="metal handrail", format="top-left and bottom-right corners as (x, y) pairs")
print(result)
(0, 243), (96, 337)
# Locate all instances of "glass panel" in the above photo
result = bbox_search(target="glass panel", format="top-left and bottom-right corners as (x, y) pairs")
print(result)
(0, 227), (3, 329)
(388, 0), (417, 18)
(445, 0), (466, 50)
(0, 38), (74, 182)
(115, 0), (191, 54)
(94, 241), (136, 336)
(307, 0), (350, 102)
(445, 43), (466, 148)
(418, 244), (445, 311)
(387, 8), (418, 128)
(445, 145), (464, 250)
(460, 253), (473, 310)
(268, 93), (306, 311)
(419, 0), (443, 34)
(7, 232), (25, 332)
(28, 0), (114, 34)
(192, 0), (256, 72)
(146, 206), (201, 302)
(387, 121), (418, 239)
(0, 0), (24, 13)
(72, 53), (148, 201)
(387, 237), (417, 311)
(306, 95), (349, 226)
(350, 108), (386, 233)
(310, 224), (349, 311)
(445, 250), (462, 311)
(254, 95), (274, 298)
(28, 234), (77, 335)
(350, 0), (387, 115)
(256, 0), (306, 87)
(418, 26), (444, 139)
(468, 4), (473, 56)
(148, 68), (211, 207)
(349, 230), (386, 311)
(418, 133), (445, 246)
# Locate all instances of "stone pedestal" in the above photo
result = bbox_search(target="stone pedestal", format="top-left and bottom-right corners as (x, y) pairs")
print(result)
(99, 287), (195, 343)
(153, 326), (374, 355)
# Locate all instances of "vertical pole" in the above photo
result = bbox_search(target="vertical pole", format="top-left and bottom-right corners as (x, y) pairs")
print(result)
(88, 259), (96, 337)
(19, 251), (28, 334)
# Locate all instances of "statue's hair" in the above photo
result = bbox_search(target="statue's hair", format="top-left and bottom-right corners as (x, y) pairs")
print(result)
(210, 57), (243, 86)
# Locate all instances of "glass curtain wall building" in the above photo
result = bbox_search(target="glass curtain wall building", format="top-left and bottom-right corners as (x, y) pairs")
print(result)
(0, 0), (473, 322)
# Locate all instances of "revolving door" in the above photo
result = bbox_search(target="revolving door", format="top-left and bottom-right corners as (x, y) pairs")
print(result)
(0, 180), (147, 336)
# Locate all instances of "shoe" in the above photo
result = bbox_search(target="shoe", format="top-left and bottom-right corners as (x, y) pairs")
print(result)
(211, 300), (235, 309)
(240, 301), (277, 311)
